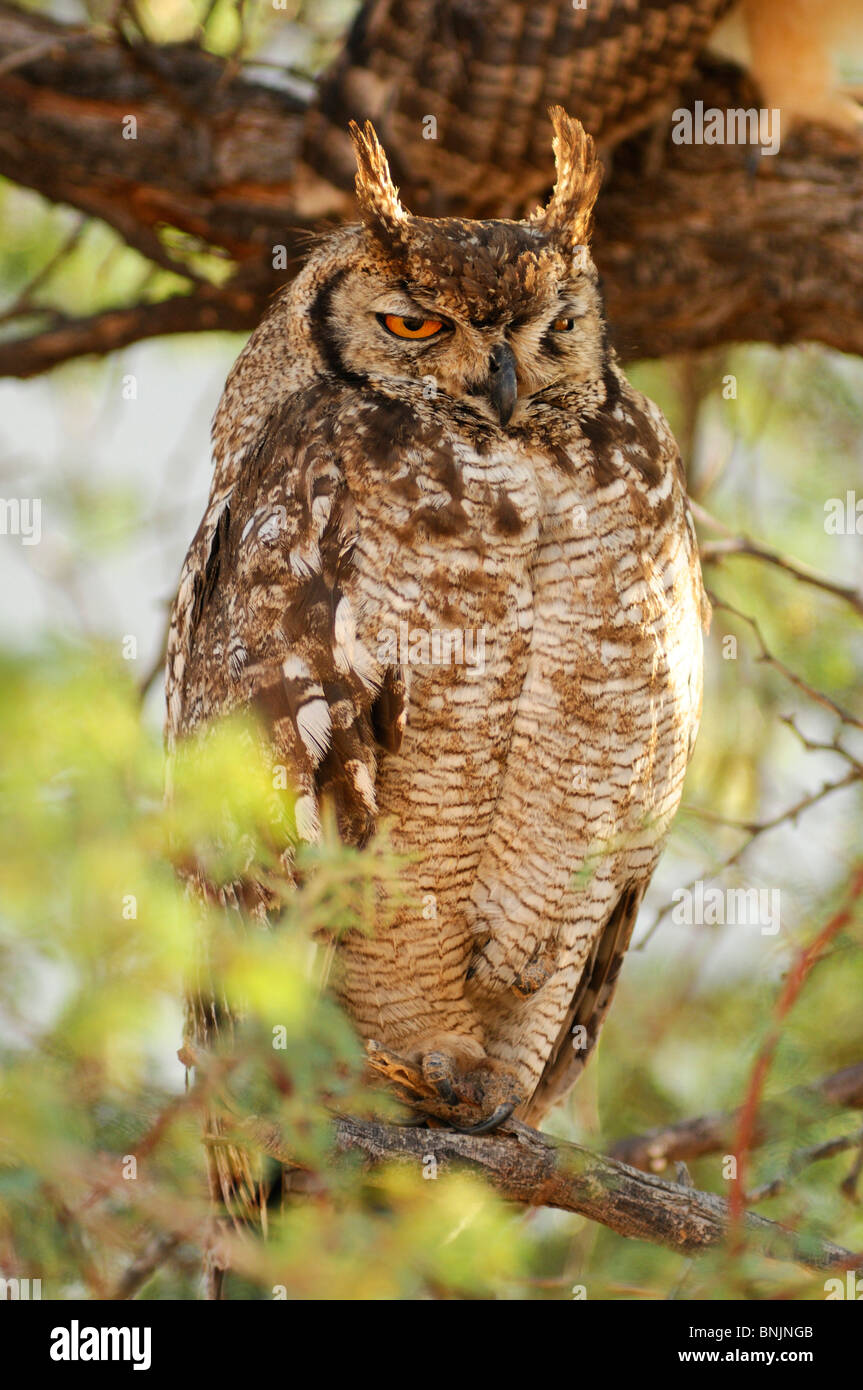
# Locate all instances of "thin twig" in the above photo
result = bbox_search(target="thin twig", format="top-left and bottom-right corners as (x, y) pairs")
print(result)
(692, 501), (863, 620)
(747, 1128), (863, 1205)
(711, 594), (863, 731)
(0, 216), (85, 324)
(730, 865), (863, 1233)
(640, 768), (861, 951)
(107, 1233), (181, 1300)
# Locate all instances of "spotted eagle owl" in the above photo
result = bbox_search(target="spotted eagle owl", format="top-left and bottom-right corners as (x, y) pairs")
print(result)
(166, 109), (707, 1141)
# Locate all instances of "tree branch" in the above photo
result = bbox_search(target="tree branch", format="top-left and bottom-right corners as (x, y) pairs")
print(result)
(693, 501), (863, 622)
(2, 4), (863, 372)
(107, 1233), (180, 1301)
(729, 865), (863, 1230)
(330, 1114), (861, 1276)
(747, 1128), (863, 1205)
(610, 1061), (863, 1172)
(0, 282), (263, 377)
(712, 595), (863, 731)
(0, 3), (311, 259)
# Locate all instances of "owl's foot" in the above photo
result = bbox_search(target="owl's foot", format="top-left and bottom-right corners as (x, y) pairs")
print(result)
(366, 1042), (522, 1134)
(446, 1102), (517, 1135)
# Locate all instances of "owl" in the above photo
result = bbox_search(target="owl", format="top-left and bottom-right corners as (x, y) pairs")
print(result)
(166, 108), (707, 1147)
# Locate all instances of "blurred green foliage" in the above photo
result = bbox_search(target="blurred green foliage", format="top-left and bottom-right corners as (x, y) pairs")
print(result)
(0, 634), (860, 1300)
(0, 646), (540, 1298)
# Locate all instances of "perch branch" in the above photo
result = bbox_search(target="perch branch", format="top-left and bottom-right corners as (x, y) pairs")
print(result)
(329, 1114), (861, 1276)
(610, 1061), (863, 1171)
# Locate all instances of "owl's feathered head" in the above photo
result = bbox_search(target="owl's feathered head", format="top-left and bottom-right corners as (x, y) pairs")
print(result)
(349, 108), (602, 326)
(351, 106), (601, 249)
(273, 109), (609, 428)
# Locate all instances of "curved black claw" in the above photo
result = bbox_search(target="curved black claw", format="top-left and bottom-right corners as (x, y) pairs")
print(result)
(447, 1101), (516, 1136)
(422, 1051), (459, 1105)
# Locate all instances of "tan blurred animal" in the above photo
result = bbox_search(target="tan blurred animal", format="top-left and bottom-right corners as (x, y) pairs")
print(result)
(711, 0), (863, 132)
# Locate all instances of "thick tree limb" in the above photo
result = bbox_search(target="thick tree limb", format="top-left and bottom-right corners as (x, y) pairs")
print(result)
(597, 107), (863, 362)
(1, 3), (863, 374)
(331, 1115), (861, 1276)
(0, 3), (311, 259)
(610, 1062), (863, 1172)
(0, 282), (263, 378)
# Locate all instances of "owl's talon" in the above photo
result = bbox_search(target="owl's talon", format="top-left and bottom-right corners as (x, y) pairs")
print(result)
(367, 1041), (522, 1134)
(422, 1050), (459, 1103)
(448, 1102), (516, 1135)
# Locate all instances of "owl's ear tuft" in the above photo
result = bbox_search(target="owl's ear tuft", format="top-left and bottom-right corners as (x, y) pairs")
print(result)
(532, 107), (603, 248)
(349, 120), (410, 241)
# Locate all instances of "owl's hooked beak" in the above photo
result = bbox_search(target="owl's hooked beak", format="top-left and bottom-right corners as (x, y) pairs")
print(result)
(488, 342), (518, 426)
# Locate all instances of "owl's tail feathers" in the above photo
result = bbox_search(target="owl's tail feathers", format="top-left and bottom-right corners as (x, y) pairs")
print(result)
(186, 1055), (323, 1297)
(178, 1031), (267, 1298)
(201, 1123), (263, 1300)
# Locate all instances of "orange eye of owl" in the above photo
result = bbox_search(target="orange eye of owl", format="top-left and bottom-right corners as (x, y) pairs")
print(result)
(381, 313), (444, 339)
(552, 316), (575, 332)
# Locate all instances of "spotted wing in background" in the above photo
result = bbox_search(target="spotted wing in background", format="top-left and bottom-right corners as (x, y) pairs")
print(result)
(303, 0), (735, 215)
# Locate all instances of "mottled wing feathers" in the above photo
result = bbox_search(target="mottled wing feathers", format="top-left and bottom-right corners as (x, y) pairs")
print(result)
(166, 387), (400, 852)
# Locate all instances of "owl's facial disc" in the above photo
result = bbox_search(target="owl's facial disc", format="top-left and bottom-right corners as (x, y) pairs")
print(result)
(315, 239), (605, 425)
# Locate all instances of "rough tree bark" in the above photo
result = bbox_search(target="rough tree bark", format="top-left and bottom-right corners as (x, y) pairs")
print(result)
(260, 1112), (862, 1276)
